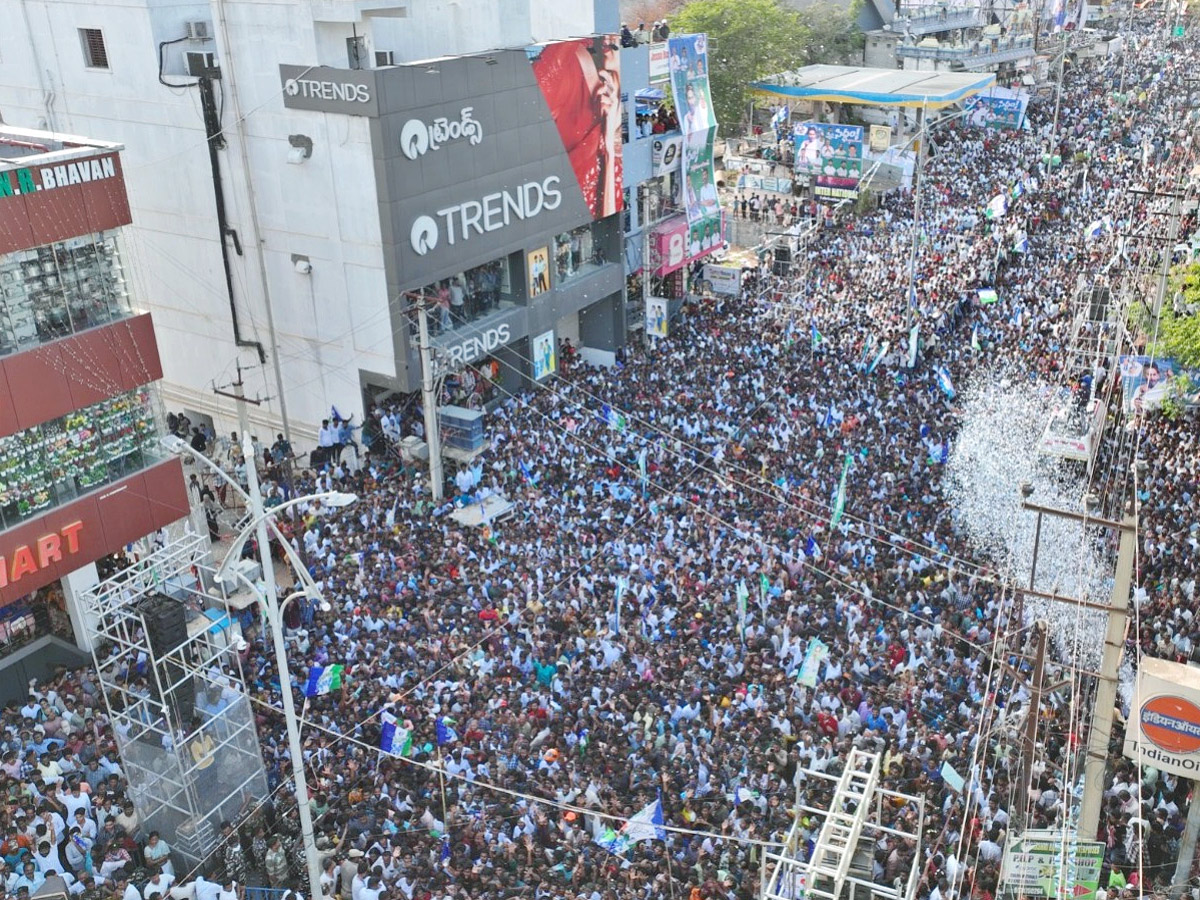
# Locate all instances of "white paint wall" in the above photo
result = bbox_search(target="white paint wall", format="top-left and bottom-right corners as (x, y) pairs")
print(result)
(0, 0), (599, 446)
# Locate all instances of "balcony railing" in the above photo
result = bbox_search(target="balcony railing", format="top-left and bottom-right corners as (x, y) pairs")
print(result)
(896, 36), (1036, 66)
(898, 8), (985, 34)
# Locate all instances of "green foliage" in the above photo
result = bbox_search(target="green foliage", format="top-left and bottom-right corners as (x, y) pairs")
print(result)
(673, 0), (861, 134)
(1151, 262), (1200, 369)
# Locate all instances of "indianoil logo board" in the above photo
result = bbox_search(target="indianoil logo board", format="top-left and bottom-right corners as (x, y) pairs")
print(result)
(1123, 658), (1200, 777)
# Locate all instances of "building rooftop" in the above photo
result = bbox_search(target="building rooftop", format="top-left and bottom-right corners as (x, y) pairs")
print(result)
(0, 126), (124, 168)
(751, 64), (995, 108)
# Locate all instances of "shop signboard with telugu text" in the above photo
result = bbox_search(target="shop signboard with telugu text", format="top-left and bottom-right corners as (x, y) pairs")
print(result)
(1123, 657), (1200, 777)
(668, 35), (721, 227)
(373, 37), (622, 288)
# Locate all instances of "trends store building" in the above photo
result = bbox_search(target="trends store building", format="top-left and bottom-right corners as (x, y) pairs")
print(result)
(283, 36), (627, 403)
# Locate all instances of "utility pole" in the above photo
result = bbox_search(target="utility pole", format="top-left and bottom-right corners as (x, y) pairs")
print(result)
(1015, 620), (1048, 828)
(1078, 512), (1136, 838)
(413, 295), (445, 502)
(213, 360), (257, 441)
(1019, 497), (1137, 839)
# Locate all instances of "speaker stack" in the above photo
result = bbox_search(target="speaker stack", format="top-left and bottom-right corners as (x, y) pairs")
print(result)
(773, 244), (792, 277)
(137, 594), (195, 728)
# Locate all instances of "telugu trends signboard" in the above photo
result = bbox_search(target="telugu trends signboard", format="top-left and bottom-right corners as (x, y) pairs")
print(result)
(1123, 657), (1200, 777)
(371, 37), (622, 286)
(0, 153), (132, 256)
(279, 65), (378, 116)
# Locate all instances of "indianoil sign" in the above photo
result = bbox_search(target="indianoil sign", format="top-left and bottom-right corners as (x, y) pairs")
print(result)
(1123, 657), (1200, 777)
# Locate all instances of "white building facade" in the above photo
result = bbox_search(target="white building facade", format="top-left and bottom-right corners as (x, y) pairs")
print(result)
(0, 0), (614, 444)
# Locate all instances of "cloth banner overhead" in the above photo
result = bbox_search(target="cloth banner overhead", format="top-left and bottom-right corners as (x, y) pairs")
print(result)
(668, 35), (720, 226)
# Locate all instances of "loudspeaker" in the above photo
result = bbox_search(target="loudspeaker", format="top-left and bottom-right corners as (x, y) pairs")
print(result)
(137, 595), (195, 727)
(1088, 286), (1111, 322)
(139, 595), (187, 655)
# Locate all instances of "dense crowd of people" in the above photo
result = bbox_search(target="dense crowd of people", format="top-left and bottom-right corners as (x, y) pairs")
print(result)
(6, 9), (1198, 900)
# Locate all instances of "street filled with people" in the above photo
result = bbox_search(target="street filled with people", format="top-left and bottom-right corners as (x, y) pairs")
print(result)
(4, 9), (1199, 900)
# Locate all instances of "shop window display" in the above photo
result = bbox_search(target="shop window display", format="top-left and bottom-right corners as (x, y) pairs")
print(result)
(0, 231), (131, 354)
(0, 388), (161, 529)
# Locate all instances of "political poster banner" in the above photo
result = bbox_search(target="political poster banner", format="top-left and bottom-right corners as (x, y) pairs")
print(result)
(704, 265), (742, 296)
(737, 174), (795, 194)
(797, 638), (829, 687)
(1123, 656), (1200, 777)
(646, 297), (669, 338)
(532, 330), (556, 380)
(793, 122), (864, 200)
(668, 35), (720, 226)
(652, 213), (722, 277)
(869, 124), (892, 152)
(966, 88), (1030, 130)
(1117, 355), (1200, 413)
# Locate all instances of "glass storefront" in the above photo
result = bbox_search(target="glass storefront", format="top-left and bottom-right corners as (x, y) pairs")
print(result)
(0, 388), (163, 529)
(409, 256), (513, 337)
(0, 230), (132, 355)
(554, 223), (607, 286)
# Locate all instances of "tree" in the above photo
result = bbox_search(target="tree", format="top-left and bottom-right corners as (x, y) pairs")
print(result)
(672, 0), (810, 134)
(1152, 261), (1200, 368)
(795, 2), (865, 66)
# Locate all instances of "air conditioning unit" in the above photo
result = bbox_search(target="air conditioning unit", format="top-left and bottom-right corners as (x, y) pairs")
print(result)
(375, 50), (396, 67)
(186, 20), (212, 41)
(186, 51), (219, 76)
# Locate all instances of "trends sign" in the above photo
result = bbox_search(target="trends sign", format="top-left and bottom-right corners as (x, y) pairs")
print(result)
(371, 38), (620, 283)
(279, 65), (378, 117)
(409, 177), (562, 255)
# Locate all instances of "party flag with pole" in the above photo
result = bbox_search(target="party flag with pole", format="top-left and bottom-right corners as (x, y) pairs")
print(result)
(971, 326), (981, 352)
(305, 664), (344, 697)
(380, 710), (414, 757)
(810, 321), (825, 352)
(830, 454), (852, 529)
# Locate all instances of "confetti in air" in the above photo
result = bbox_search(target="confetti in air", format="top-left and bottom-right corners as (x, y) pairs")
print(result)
(945, 366), (1110, 668)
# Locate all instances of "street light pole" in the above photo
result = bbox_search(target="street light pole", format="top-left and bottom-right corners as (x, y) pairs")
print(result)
(242, 433), (325, 900)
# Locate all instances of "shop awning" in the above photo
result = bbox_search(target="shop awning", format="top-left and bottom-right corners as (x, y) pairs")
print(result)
(751, 64), (995, 109)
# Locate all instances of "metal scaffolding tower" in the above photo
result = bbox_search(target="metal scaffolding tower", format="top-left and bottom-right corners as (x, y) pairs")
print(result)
(762, 749), (925, 900)
(79, 532), (269, 871)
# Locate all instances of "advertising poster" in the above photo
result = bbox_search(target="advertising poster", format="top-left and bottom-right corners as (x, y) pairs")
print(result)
(704, 264), (742, 295)
(793, 122), (864, 200)
(646, 297), (669, 338)
(668, 34), (721, 226)
(528, 247), (551, 297)
(651, 135), (683, 175)
(869, 124), (892, 152)
(532, 330), (557, 380)
(652, 214), (722, 277)
(737, 174), (795, 194)
(1123, 656), (1200, 777)
(530, 36), (624, 219)
(648, 44), (670, 84)
(1001, 830), (1104, 900)
(1117, 355), (1200, 413)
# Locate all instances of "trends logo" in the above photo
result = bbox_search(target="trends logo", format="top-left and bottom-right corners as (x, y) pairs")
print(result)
(284, 79), (300, 96)
(400, 120), (430, 160)
(410, 216), (439, 255)
(398, 108), (483, 160)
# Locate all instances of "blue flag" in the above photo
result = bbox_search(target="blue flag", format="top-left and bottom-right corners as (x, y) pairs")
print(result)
(805, 536), (821, 559)
(935, 365), (956, 400)
(436, 716), (458, 747)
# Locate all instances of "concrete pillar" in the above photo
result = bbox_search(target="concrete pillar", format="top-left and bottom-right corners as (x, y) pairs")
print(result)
(61, 563), (100, 653)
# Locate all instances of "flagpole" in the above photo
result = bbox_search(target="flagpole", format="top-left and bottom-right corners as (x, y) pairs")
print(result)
(437, 739), (450, 864)
(659, 784), (679, 900)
